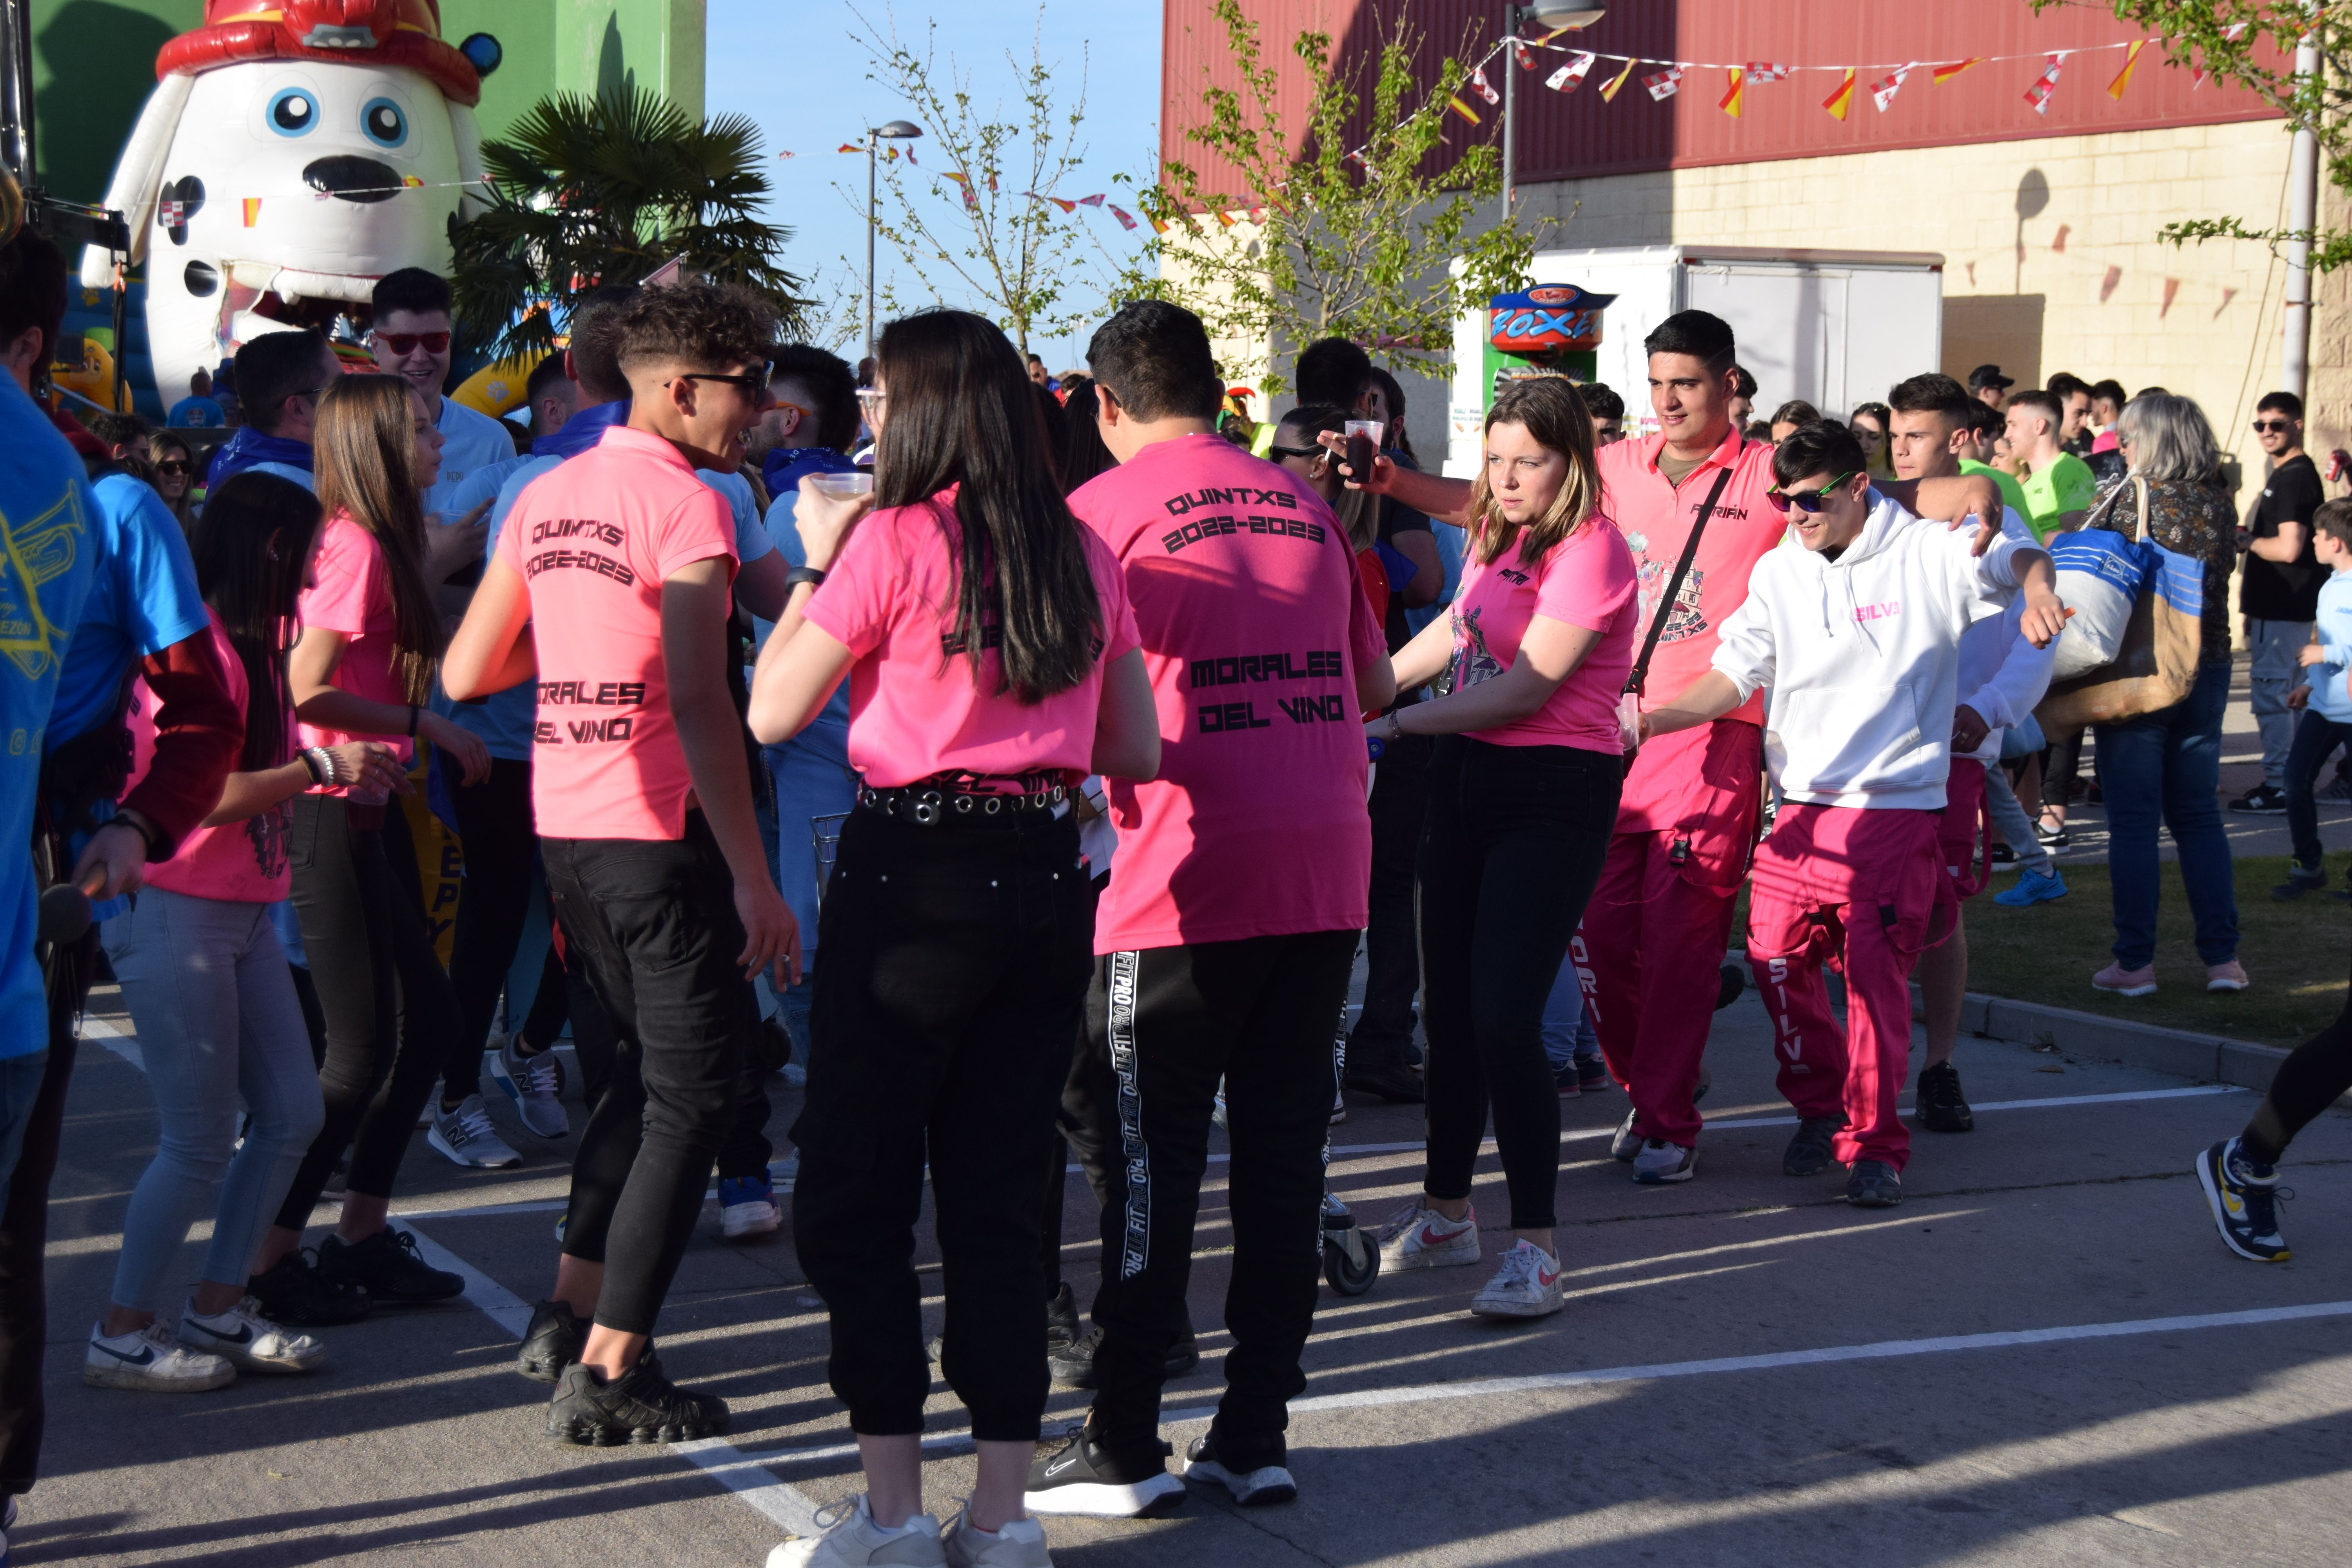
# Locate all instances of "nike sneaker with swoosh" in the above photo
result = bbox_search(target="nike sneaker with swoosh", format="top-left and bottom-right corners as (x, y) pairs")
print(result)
(1181, 1430), (1296, 1506)
(767, 1494), (947, 1568)
(1469, 1239), (1564, 1319)
(1023, 1421), (1183, 1518)
(82, 1320), (237, 1392)
(2196, 1136), (2293, 1262)
(178, 1296), (327, 1374)
(1372, 1201), (1479, 1272)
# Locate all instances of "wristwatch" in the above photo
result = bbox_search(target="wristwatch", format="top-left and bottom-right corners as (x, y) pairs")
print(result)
(785, 566), (828, 593)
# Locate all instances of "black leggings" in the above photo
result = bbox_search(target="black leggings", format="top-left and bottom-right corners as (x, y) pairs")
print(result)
(2242, 943), (2352, 1163)
(275, 795), (463, 1225)
(1418, 737), (1620, 1231)
(448, 757), (567, 1099)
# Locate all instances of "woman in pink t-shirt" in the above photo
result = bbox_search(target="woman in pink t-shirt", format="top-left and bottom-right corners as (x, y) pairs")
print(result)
(247, 376), (490, 1314)
(749, 310), (1158, 1559)
(1363, 374), (1638, 1322)
(92, 472), (413, 1383)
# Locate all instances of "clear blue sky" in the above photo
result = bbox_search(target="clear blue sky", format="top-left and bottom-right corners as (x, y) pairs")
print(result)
(705, 0), (1162, 372)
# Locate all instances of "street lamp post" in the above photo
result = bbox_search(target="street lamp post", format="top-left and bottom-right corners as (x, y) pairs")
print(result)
(1501, 5), (1608, 225)
(866, 119), (923, 369)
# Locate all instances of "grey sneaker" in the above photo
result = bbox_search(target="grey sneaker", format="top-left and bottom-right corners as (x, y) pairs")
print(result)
(1846, 1160), (1904, 1207)
(488, 1037), (568, 1140)
(1631, 1139), (1697, 1185)
(428, 1093), (521, 1169)
(1783, 1115), (1846, 1177)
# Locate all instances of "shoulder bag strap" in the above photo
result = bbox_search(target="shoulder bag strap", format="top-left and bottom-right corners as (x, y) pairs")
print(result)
(1624, 448), (1740, 697)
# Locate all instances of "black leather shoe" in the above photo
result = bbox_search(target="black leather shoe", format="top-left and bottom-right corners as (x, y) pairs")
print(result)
(1343, 1060), (1425, 1103)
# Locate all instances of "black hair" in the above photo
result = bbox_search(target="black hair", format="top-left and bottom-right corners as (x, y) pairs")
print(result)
(2008, 388), (2063, 429)
(769, 343), (860, 453)
(1060, 381), (1118, 490)
(1965, 400), (2004, 440)
(1732, 363), (1757, 399)
(2047, 371), (2092, 403)
(188, 471), (324, 773)
(1295, 336), (1376, 409)
(1850, 401), (1891, 429)
(1366, 367), (1416, 461)
(1771, 420), (1868, 488)
(373, 267), (454, 321)
(1275, 402), (1349, 447)
(1086, 299), (1221, 423)
(875, 309), (1103, 703)
(523, 351), (572, 408)
(1770, 399), (1822, 429)
(1887, 373), (1972, 419)
(2091, 378), (2127, 407)
(234, 329), (331, 436)
(1579, 381), (1625, 422)
(2315, 496), (2352, 550)
(611, 280), (778, 377)
(565, 283), (640, 402)
(1644, 310), (1737, 370)
(2257, 390), (2305, 421)
(0, 225), (68, 370)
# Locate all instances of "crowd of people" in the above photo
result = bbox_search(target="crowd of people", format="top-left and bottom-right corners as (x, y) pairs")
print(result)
(4, 192), (2352, 1567)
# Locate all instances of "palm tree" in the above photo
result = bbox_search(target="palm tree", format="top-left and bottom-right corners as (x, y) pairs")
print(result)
(450, 85), (807, 363)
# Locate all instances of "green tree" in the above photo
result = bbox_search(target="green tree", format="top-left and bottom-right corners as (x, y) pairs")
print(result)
(449, 84), (806, 364)
(1135, 0), (1543, 396)
(2057, 2), (2352, 269)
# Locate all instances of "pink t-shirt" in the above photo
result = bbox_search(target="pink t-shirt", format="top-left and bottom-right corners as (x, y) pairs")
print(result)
(129, 612), (291, 903)
(498, 425), (737, 841)
(803, 489), (1140, 788)
(296, 515), (413, 785)
(1447, 516), (1638, 752)
(1069, 433), (1388, 955)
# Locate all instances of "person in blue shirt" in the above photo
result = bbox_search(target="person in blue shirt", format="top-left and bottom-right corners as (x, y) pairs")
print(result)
(370, 269), (519, 522)
(2276, 499), (2352, 901)
(208, 329), (339, 492)
(0, 221), (238, 1507)
(166, 368), (225, 429)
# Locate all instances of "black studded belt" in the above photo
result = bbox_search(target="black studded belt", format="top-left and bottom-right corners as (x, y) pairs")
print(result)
(856, 772), (1073, 827)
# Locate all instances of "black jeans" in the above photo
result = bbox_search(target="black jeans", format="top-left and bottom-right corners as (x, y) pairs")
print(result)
(1080, 928), (1359, 1462)
(2285, 713), (2352, 873)
(1349, 730), (1431, 1071)
(793, 806), (1091, 1443)
(447, 757), (566, 1098)
(1419, 737), (1620, 1231)
(275, 795), (461, 1226)
(545, 812), (754, 1336)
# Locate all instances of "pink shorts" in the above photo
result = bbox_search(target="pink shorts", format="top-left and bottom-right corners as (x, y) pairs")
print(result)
(1936, 758), (1990, 906)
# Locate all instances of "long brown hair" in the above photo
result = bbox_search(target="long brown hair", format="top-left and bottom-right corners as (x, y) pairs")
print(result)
(1464, 375), (1604, 566)
(189, 472), (322, 772)
(873, 310), (1102, 704)
(311, 374), (441, 703)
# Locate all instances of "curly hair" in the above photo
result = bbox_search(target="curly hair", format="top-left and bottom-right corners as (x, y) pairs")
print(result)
(610, 281), (779, 377)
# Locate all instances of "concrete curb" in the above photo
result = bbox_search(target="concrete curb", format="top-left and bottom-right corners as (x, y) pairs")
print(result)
(1920, 987), (2292, 1091)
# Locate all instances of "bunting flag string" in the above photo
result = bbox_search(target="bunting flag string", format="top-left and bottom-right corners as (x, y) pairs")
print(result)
(1598, 54), (1638, 102)
(2107, 38), (2148, 100)
(1746, 62), (1790, 83)
(1933, 57), (1983, 85)
(1822, 67), (1857, 121)
(1642, 65), (1685, 101)
(1545, 52), (1595, 93)
(1471, 65), (1501, 106)
(1869, 63), (1915, 113)
(1719, 68), (1743, 119)
(2025, 53), (2067, 114)
(1446, 92), (1482, 123)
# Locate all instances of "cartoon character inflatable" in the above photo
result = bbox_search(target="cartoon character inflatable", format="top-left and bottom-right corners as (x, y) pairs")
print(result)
(76, 0), (495, 402)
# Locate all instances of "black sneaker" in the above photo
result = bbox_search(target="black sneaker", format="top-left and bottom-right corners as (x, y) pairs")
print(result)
(1575, 1056), (1611, 1094)
(1989, 842), (2017, 866)
(1045, 1282), (1080, 1357)
(1915, 1061), (1974, 1134)
(2274, 867), (2327, 902)
(246, 1248), (372, 1327)
(1783, 1115), (1846, 1177)
(316, 1229), (465, 1306)
(519, 1299), (584, 1382)
(2230, 784), (2288, 815)
(1182, 1428), (1295, 1506)
(546, 1357), (728, 1445)
(1024, 1420), (1184, 1517)
(1048, 1318), (1200, 1389)
(2195, 1137), (2293, 1262)
(1846, 1160), (1904, 1207)
(1341, 1060), (1425, 1104)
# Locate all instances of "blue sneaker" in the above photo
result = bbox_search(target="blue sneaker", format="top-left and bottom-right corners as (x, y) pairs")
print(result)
(717, 1175), (780, 1241)
(1993, 868), (2069, 907)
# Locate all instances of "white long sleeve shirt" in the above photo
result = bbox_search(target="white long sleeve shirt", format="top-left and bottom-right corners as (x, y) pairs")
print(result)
(1714, 491), (2034, 809)
(1954, 506), (2059, 762)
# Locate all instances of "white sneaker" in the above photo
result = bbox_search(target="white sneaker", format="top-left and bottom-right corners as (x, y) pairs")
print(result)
(1631, 1139), (1697, 1185)
(487, 1037), (569, 1140)
(1610, 1108), (1641, 1162)
(178, 1296), (327, 1374)
(1470, 1240), (1564, 1319)
(83, 1320), (237, 1392)
(427, 1094), (521, 1169)
(942, 1504), (1053, 1568)
(720, 1175), (784, 1240)
(768, 1495), (947, 1567)
(1373, 1201), (1480, 1271)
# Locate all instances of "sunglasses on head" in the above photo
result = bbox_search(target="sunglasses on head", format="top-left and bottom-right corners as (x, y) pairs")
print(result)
(1766, 470), (1858, 514)
(372, 331), (451, 356)
(2252, 418), (2296, 433)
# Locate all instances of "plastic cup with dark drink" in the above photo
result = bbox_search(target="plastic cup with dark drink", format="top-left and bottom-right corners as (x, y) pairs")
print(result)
(1344, 419), (1385, 484)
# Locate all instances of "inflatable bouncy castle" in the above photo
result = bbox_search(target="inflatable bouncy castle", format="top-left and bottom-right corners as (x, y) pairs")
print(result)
(74, 0), (495, 401)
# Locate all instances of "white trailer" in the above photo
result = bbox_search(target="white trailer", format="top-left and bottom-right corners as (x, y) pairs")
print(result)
(1446, 245), (1944, 477)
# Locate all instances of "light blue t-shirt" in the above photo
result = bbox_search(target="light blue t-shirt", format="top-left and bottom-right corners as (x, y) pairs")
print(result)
(422, 395), (519, 521)
(0, 387), (101, 1058)
(167, 396), (224, 429)
(2311, 570), (2352, 724)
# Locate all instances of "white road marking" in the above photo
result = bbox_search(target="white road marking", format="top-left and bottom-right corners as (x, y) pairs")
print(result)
(76, 1014), (142, 1071)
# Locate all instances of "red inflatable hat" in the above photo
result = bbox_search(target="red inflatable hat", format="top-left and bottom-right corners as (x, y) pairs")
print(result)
(155, 0), (482, 108)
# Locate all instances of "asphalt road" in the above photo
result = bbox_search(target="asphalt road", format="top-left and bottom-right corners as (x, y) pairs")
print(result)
(14, 974), (2352, 1567)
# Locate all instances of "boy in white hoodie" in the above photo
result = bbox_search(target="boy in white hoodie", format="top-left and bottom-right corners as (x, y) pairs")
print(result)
(1642, 423), (2068, 1207)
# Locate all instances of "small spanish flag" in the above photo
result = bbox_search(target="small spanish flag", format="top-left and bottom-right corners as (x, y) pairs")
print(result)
(837, 143), (860, 153)
(1446, 93), (1481, 125)
(241, 197), (262, 226)
(2107, 38), (2148, 101)
(1719, 68), (1742, 118)
(1822, 68), (1856, 120)
(1598, 56), (1639, 103)
(1932, 58), (1983, 86)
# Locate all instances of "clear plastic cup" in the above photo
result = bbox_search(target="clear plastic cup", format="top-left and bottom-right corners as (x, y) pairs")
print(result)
(803, 471), (875, 500)
(1344, 419), (1385, 481)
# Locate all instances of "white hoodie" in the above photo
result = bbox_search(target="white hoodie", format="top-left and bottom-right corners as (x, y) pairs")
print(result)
(1713, 491), (2035, 809)
(1955, 506), (2060, 764)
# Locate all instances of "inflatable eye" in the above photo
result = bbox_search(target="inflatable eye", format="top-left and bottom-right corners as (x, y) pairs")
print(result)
(267, 87), (320, 138)
(361, 98), (409, 149)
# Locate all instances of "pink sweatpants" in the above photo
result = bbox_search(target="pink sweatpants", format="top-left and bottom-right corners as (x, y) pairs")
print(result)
(1745, 804), (1940, 1172)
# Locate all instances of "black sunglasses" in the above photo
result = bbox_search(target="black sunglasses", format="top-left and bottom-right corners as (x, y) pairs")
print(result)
(1267, 443), (1327, 461)
(670, 368), (772, 397)
(1766, 470), (1858, 514)
(154, 459), (192, 476)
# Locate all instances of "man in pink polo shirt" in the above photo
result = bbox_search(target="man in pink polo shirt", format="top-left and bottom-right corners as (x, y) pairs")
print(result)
(444, 281), (797, 1448)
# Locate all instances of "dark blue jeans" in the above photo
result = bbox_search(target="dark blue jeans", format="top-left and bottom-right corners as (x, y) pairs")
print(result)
(2094, 659), (2239, 969)
(2286, 711), (2352, 873)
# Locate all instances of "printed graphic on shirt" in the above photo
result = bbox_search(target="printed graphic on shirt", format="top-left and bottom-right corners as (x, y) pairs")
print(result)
(1447, 604), (1506, 694)
(1634, 561), (1709, 644)
(1187, 648), (1353, 731)
(1157, 483), (1323, 556)
(0, 484), (85, 680)
(245, 802), (289, 881)
(532, 678), (648, 746)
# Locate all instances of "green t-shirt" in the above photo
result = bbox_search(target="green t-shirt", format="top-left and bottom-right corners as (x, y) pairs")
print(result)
(2017, 451), (2098, 542)
(1958, 457), (2031, 524)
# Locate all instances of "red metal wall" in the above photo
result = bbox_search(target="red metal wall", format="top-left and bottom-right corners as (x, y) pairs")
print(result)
(1161, 1), (2283, 195)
